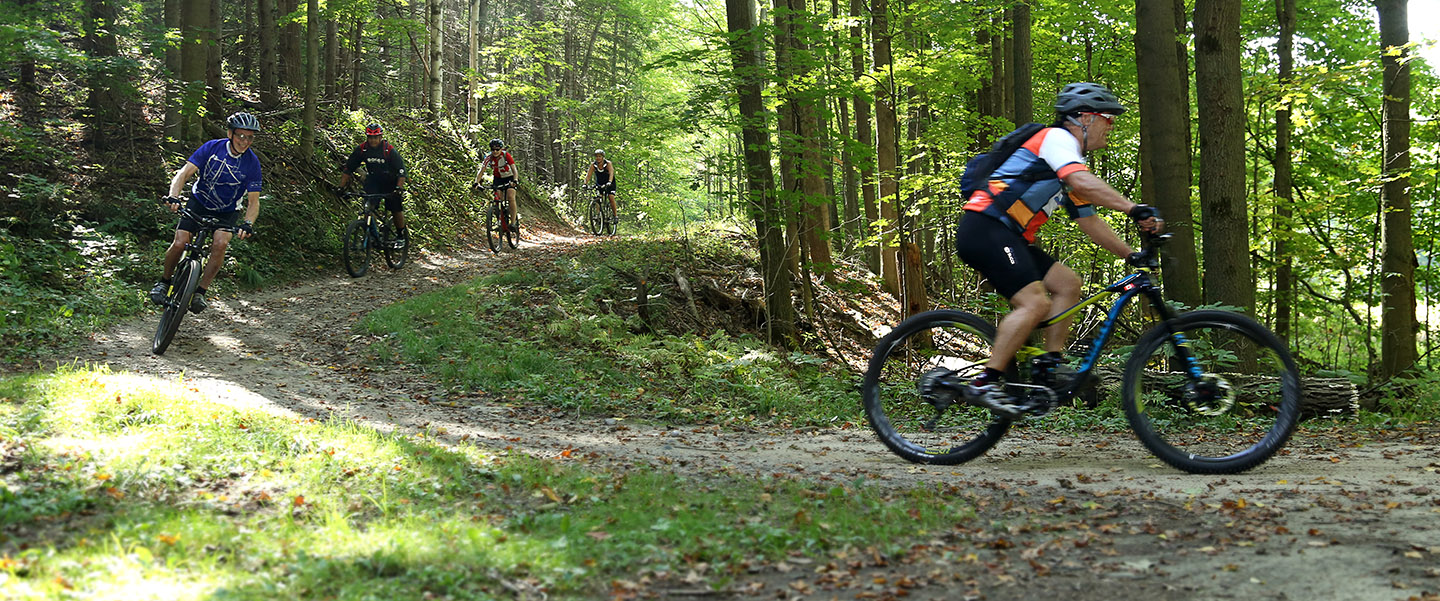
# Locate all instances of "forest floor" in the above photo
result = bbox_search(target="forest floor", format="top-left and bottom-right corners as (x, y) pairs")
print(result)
(47, 229), (1440, 601)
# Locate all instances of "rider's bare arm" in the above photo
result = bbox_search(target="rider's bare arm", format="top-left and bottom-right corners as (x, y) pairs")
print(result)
(1064, 170), (1165, 235)
(167, 162), (199, 204)
(1074, 215), (1134, 260)
(239, 191), (260, 240)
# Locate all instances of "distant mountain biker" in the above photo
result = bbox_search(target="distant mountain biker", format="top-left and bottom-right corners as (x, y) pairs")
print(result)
(954, 82), (1163, 412)
(149, 112), (262, 314)
(338, 123), (409, 246)
(473, 138), (519, 232)
(584, 149), (618, 224)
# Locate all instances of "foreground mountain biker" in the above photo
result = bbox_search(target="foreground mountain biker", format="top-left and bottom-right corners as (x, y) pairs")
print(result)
(584, 149), (618, 225)
(338, 123), (409, 247)
(149, 112), (262, 314)
(955, 82), (1163, 412)
(473, 138), (519, 232)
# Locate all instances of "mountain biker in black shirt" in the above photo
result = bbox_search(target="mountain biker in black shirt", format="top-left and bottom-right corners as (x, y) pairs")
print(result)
(339, 123), (410, 245)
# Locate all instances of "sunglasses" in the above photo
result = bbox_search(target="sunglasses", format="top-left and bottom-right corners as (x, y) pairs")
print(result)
(1085, 112), (1116, 125)
(233, 132), (256, 141)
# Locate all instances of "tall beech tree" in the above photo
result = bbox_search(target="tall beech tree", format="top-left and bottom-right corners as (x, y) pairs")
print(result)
(1376, 0), (1416, 380)
(1194, 0), (1253, 314)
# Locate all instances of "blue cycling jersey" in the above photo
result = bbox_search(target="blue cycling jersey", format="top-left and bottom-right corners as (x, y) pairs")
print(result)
(186, 139), (263, 212)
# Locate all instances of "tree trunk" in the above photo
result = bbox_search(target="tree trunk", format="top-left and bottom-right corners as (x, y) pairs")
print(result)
(850, 0), (879, 275)
(468, 0), (482, 130)
(241, 0), (253, 82)
(873, 0), (900, 297)
(428, 0), (444, 118)
(990, 16), (1005, 122)
(181, 0), (210, 144)
(300, 0), (318, 157)
(258, 0), (279, 106)
(84, 0), (127, 147)
(1377, 0), (1417, 381)
(1010, 0), (1032, 125)
(1272, 0), (1295, 339)
(350, 20), (361, 110)
(206, 0), (222, 114)
(324, 18), (337, 99)
(1135, 0), (1202, 309)
(726, 0), (796, 344)
(1194, 0), (1253, 314)
(163, 0), (183, 145)
(773, 0), (833, 281)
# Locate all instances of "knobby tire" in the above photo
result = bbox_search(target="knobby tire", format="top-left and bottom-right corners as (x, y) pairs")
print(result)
(1121, 310), (1302, 474)
(151, 259), (200, 355)
(344, 220), (371, 277)
(862, 309), (1012, 465)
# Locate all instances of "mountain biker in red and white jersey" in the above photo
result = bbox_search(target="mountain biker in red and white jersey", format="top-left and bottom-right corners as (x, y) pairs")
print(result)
(473, 138), (519, 232)
(954, 82), (1163, 412)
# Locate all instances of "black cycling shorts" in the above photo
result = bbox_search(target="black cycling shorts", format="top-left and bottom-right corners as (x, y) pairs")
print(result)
(177, 200), (241, 234)
(491, 176), (516, 191)
(954, 211), (1057, 299)
(363, 177), (404, 213)
(596, 181), (616, 193)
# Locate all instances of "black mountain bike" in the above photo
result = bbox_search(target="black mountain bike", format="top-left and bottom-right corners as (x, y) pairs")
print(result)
(152, 199), (241, 355)
(862, 232), (1302, 475)
(585, 184), (617, 236)
(486, 181), (519, 253)
(342, 192), (407, 277)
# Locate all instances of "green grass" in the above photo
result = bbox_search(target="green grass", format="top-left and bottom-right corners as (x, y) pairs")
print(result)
(359, 238), (860, 426)
(0, 365), (970, 599)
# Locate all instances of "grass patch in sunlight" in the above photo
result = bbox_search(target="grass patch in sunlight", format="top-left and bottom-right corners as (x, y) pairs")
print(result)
(0, 365), (973, 600)
(359, 237), (860, 427)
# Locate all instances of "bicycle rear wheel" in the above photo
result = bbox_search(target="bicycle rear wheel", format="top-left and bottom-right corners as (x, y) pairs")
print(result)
(486, 204), (501, 253)
(343, 220), (371, 277)
(602, 201), (617, 236)
(586, 197), (604, 235)
(151, 260), (200, 355)
(861, 310), (1012, 465)
(381, 224), (408, 269)
(1122, 310), (1302, 474)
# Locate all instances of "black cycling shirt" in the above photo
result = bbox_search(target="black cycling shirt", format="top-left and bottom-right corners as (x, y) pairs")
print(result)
(344, 142), (407, 184)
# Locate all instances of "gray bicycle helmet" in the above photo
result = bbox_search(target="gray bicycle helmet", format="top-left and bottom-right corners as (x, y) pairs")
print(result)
(594, 149), (605, 156)
(489, 138), (505, 149)
(1053, 82), (1126, 116)
(226, 111), (262, 132)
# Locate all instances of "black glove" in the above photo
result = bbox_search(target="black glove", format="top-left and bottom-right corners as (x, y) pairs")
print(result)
(237, 220), (255, 236)
(389, 188), (404, 201)
(1128, 204), (1160, 222)
(160, 195), (183, 205)
(330, 185), (345, 195)
(1126, 251), (1147, 267)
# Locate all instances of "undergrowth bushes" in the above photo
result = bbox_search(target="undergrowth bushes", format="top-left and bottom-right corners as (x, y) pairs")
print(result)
(360, 236), (858, 425)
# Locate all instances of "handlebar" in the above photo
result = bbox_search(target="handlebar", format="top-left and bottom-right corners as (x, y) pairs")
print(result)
(158, 196), (237, 233)
(1129, 231), (1171, 269)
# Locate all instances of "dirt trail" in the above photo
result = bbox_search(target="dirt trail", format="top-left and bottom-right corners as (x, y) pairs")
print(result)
(57, 233), (1440, 601)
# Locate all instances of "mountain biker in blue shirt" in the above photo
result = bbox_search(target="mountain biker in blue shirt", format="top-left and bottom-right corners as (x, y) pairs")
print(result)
(149, 112), (262, 314)
(338, 123), (410, 245)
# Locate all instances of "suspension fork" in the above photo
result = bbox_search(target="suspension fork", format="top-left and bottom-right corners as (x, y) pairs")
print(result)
(1142, 287), (1205, 380)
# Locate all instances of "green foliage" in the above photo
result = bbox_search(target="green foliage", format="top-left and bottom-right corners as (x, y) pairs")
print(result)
(361, 236), (859, 426)
(0, 365), (967, 599)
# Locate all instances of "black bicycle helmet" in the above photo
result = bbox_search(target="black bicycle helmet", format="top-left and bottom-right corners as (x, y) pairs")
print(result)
(1053, 82), (1126, 116)
(226, 111), (262, 132)
(489, 138), (505, 149)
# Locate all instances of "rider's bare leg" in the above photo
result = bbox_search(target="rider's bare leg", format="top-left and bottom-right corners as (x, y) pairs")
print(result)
(199, 230), (233, 289)
(1041, 263), (1081, 354)
(162, 230), (193, 279)
(986, 281), (1051, 373)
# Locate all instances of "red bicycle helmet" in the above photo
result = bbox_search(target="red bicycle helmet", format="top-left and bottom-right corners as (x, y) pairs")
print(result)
(365, 123), (384, 136)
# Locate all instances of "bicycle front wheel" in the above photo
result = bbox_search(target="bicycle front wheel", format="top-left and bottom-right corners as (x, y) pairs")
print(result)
(1122, 310), (1302, 474)
(343, 220), (370, 277)
(151, 259), (200, 355)
(504, 208), (518, 249)
(861, 310), (1012, 465)
(586, 198), (604, 235)
(486, 205), (501, 253)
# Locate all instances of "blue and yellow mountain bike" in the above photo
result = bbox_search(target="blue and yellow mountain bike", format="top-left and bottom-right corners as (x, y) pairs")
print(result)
(861, 233), (1302, 474)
